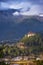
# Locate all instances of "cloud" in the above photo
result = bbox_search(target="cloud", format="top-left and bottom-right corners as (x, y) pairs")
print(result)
(0, 0), (43, 4)
(0, 2), (9, 9)
(12, 5), (43, 16)
(20, 5), (43, 15)
(0, 2), (31, 10)
(0, 1), (43, 15)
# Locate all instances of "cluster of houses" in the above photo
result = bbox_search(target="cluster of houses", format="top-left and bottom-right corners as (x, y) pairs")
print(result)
(2, 54), (43, 62)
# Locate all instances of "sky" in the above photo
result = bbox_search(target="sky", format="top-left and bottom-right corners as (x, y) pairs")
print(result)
(0, 0), (43, 15)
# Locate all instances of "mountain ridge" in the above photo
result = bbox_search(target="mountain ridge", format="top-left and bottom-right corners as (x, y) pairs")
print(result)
(0, 9), (43, 42)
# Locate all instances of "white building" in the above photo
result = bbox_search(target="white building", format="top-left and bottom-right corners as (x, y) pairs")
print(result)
(36, 57), (41, 61)
(12, 56), (22, 61)
(27, 32), (35, 37)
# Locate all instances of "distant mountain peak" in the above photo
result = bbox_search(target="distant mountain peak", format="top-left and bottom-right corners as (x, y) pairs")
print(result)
(12, 11), (20, 16)
(0, 9), (21, 15)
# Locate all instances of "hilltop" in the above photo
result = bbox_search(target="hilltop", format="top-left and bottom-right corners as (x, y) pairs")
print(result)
(16, 32), (43, 55)
(0, 32), (43, 57)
